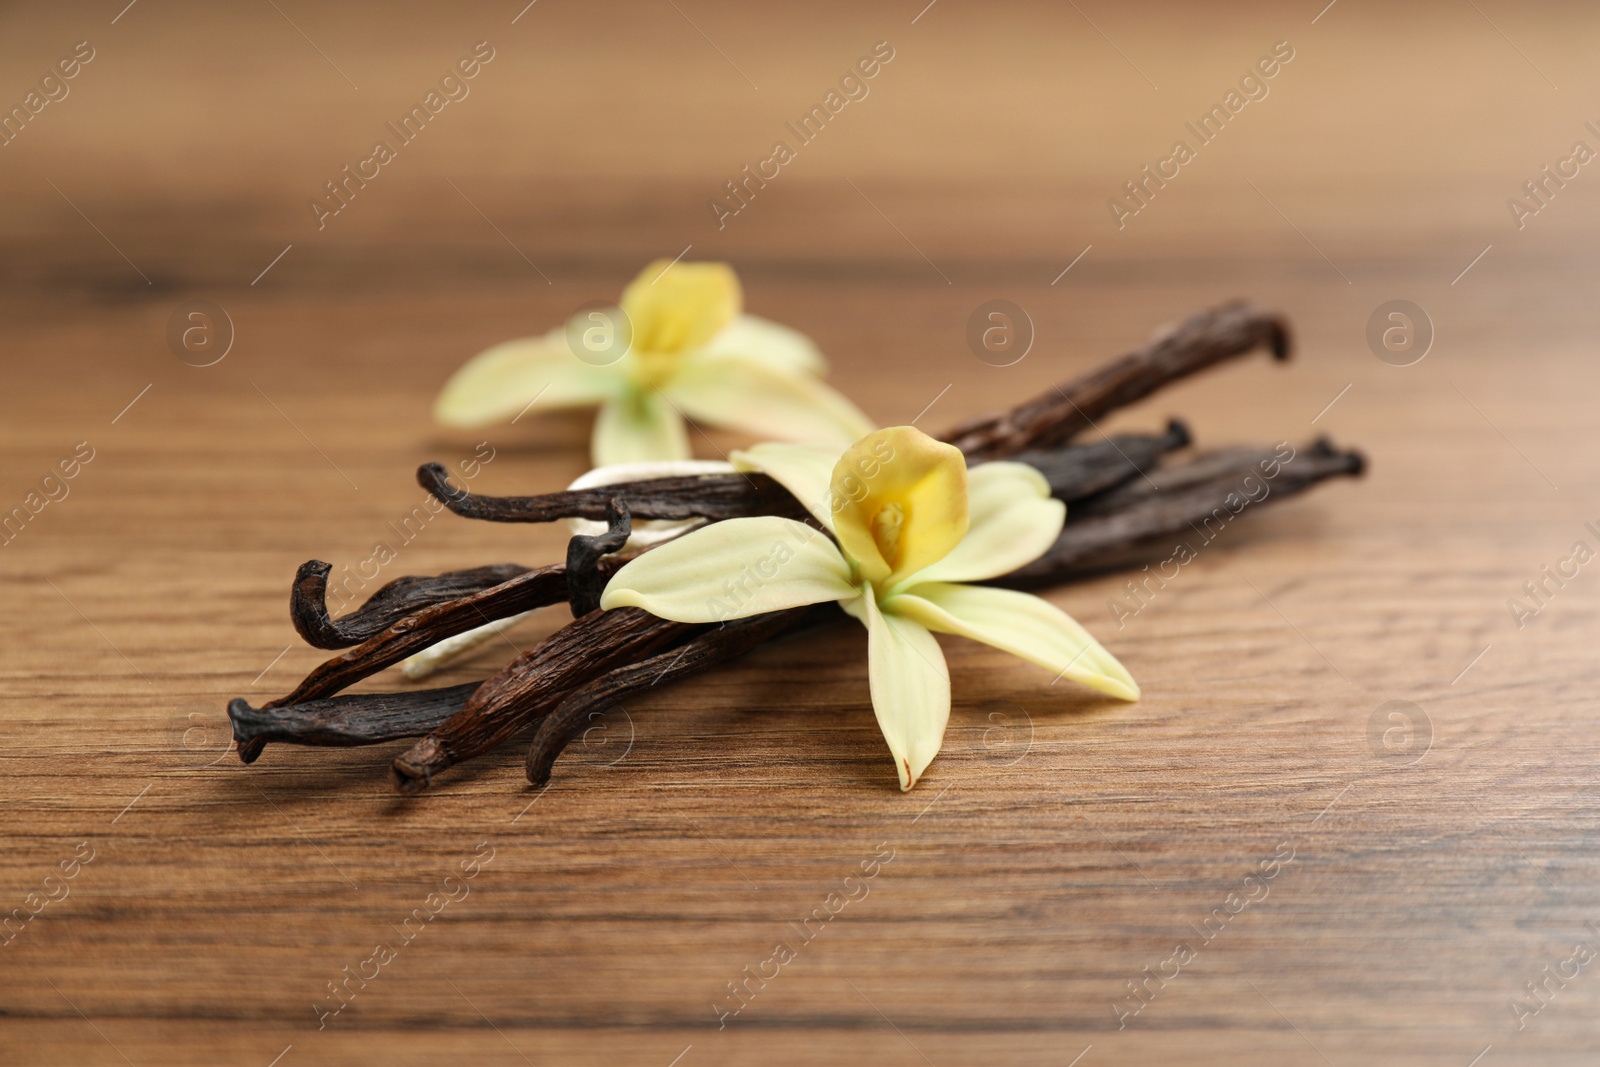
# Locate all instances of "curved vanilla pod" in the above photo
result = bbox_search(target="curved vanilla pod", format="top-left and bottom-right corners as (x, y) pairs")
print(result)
(265, 565), (569, 710)
(289, 559), (532, 649)
(417, 461), (808, 523)
(566, 499), (631, 617)
(941, 302), (1289, 459)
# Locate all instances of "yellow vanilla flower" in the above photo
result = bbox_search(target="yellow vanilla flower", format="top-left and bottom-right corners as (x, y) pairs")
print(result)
(600, 426), (1139, 791)
(434, 261), (874, 466)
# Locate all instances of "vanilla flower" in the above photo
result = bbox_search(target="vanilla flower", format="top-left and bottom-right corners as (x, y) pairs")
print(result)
(434, 261), (873, 466)
(600, 426), (1139, 790)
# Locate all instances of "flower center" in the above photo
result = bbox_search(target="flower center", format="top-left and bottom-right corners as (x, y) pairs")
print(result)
(629, 347), (681, 390)
(869, 501), (906, 579)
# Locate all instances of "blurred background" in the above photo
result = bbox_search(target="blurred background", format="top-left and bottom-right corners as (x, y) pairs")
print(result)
(4, 0), (1595, 492)
(4, 0), (1595, 330)
(4, 2), (1600, 1064)
(4, 0), (1597, 426)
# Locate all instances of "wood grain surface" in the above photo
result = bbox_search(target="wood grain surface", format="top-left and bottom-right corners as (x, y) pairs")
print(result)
(3, 1), (1599, 1064)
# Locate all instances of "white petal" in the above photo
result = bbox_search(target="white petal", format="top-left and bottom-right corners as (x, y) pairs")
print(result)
(402, 612), (534, 679)
(730, 441), (843, 533)
(885, 582), (1139, 702)
(697, 314), (827, 376)
(600, 516), (856, 622)
(435, 329), (623, 427)
(568, 460), (736, 487)
(566, 460), (734, 549)
(665, 352), (874, 448)
(902, 461), (1064, 587)
(592, 391), (690, 466)
(860, 590), (951, 791)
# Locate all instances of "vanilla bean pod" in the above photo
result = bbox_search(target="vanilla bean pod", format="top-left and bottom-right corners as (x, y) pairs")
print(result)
(1012, 419), (1189, 500)
(1000, 439), (1365, 585)
(524, 605), (833, 785)
(566, 499), (631, 617)
(265, 564), (571, 710)
(389, 607), (697, 793)
(236, 507), (639, 763)
(418, 462), (809, 523)
(289, 560), (532, 649)
(1068, 444), (1302, 517)
(941, 302), (1289, 459)
(229, 683), (478, 758)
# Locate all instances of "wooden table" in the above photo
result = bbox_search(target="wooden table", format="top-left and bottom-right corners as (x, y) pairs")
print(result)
(3, 1), (1597, 1063)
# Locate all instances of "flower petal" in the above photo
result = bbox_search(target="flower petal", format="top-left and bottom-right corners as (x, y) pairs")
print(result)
(600, 516), (856, 622)
(698, 314), (826, 376)
(885, 582), (1139, 702)
(402, 611), (534, 679)
(567, 459), (737, 487)
(620, 260), (741, 354)
(901, 461), (1065, 587)
(434, 329), (622, 427)
(592, 391), (691, 466)
(731, 441), (843, 533)
(665, 353), (874, 448)
(831, 427), (968, 588)
(858, 589), (951, 791)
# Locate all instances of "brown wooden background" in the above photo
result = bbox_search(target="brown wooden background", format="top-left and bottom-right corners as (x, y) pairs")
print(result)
(3, 1), (1598, 1063)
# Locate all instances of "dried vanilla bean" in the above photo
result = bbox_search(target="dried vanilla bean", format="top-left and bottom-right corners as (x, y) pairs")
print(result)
(1001, 439), (1365, 585)
(1010, 419), (1189, 500)
(230, 684), (477, 759)
(289, 560), (531, 649)
(941, 302), (1289, 459)
(524, 605), (831, 786)
(239, 519), (630, 762)
(269, 564), (570, 709)
(418, 462), (809, 523)
(1069, 444), (1299, 517)
(389, 607), (697, 793)
(566, 499), (631, 617)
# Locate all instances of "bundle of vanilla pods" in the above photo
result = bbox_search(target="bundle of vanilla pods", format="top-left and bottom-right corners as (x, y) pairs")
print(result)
(227, 303), (1364, 793)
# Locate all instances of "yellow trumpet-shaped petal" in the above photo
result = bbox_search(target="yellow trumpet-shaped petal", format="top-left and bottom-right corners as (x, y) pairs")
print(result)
(900, 461), (1065, 588)
(829, 427), (968, 588)
(620, 260), (741, 356)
